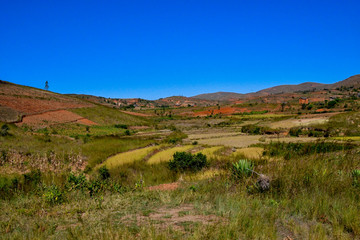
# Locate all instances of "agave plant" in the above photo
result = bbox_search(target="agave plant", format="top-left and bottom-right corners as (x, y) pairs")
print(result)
(232, 159), (254, 179)
(352, 169), (360, 178)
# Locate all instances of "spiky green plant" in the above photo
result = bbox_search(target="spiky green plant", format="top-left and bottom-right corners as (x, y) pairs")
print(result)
(352, 169), (360, 187)
(232, 159), (254, 179)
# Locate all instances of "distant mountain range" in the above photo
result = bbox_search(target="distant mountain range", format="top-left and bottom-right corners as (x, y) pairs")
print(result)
(192, 74), (360, 101)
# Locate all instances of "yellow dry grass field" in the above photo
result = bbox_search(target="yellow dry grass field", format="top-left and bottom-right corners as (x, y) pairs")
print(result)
(197, 135), (320, 148)
(103, 145), (160, 168)
(330, 136), (360, 141)
(147, 145), (195, 164)
(196, 146), (224, 158)
(233, 147), (264, 159)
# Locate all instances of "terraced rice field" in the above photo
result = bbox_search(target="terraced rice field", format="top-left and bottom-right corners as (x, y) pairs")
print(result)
(197, 135), (320, 148)
(147, 145), (195, 164)
(196, 146), (224, 158)
(188, 132), (241, 140)
(103, 145), (160, 168)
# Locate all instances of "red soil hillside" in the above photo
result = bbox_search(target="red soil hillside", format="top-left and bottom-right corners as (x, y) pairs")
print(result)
(0, 80), (94, 124)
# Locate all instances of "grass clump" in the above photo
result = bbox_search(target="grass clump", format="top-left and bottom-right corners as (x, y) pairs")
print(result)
(168, 152), (207, 172)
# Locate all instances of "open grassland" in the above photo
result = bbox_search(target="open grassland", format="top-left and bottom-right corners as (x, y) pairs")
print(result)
(70, 105), (149, 126)
(147, 145), (195, 164)
(1, 144), (360, 239)
(103, 145), (160, 168)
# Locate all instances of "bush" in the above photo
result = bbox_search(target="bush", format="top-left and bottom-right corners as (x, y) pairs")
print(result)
(232, 159), (253, 179)
(43, 185), (64, 204)
(168, 152), (207, 172)
(98, 166), (110, 180)
(0, 124), (9, 136)
(114, 124), (128, 129)
(67, 172), (88, 190)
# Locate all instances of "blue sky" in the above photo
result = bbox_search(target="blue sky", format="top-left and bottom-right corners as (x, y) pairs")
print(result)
(1, 0), (359, 100)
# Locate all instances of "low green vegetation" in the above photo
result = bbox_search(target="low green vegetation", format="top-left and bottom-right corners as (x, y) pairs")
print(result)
(70, 105), (149, 126)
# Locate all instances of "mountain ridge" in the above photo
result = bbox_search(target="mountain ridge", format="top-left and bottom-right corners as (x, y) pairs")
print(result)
(192, 74), (360, 101)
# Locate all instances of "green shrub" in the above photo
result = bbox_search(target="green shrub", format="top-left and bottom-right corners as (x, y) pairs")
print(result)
(114, 124), (128, 129)
(98, 166), (110, 180)
(67, 172), (88, 190)
(232, 159), (253, 179)
(168, 152), (207, 172)
(43, 185), (64, 204)
(0, 124), (10, 136)
(23, 169), (41, 187)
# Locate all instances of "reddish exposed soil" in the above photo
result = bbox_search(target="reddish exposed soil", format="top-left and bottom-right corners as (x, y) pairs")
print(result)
(16, 110), (97, 127)
(0, 95), (90, 115)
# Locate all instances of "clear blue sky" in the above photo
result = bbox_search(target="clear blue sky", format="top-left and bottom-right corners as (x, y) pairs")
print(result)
(1, 0), (359, 100)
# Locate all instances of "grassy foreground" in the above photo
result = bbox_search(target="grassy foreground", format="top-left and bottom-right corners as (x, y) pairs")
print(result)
(1, 140), (360, 239)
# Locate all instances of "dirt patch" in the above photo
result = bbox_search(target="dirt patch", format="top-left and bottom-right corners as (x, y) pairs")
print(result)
(148, 182), (179, 191)
(121, 204), (225, 231)
(16, 110), (97, 127)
